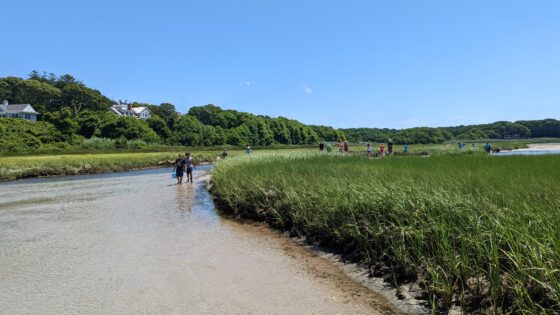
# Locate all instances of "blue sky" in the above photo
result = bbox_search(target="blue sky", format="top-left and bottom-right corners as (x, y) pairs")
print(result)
(2, 0), (559, 128)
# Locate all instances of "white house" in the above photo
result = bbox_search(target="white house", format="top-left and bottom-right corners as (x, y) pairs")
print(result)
(131, 106), (151, 119)
(109, 103), (151, 120)
(0, 100), (40, 121)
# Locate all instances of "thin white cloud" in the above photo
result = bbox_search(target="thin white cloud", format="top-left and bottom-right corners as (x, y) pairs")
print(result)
(303, 84), (312, 94)
(241, 81), (253, 87)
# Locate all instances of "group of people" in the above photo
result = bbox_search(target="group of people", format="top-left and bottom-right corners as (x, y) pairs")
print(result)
(320, 139), (408, 158)
(172, 152), (195, 185)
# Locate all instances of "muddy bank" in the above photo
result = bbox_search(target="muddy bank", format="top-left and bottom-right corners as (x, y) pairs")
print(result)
(212, 193), (430, 314)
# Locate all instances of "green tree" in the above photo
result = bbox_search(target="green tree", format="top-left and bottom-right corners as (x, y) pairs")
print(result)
(147, 115), (171, 139)
(0, 80), (10, 101)
(269, 119), (291, 144)
(171, 115), (204, 146)
(59, 83), (113, 115)
(144, 103), (180, 129)
(13, 79), (62, 114)
(100, 116), (159, 143)
(76, 110), (103, 138)
(43, 107), (79, 138)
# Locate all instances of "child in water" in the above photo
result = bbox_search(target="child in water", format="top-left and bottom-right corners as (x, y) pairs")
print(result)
(184, 152), (195, 183)
(173, 154), (184, 185)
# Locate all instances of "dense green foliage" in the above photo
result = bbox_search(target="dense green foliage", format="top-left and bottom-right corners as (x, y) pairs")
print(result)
(343, 119), (559, 144)
(1, 71), (558, 152)
(0, 118), (64, 152)
(211, 153), (560, 313)
(0, 72), (341, 153)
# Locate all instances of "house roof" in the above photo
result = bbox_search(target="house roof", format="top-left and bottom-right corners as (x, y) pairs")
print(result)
(0, 104), (40, 114)
(131, 106), (150, 114)
(110, 107), (135, 116)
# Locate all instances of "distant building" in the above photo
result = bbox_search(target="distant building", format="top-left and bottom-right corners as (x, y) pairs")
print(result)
(109, 103), (151, 119)
(0, 100), (40, 122)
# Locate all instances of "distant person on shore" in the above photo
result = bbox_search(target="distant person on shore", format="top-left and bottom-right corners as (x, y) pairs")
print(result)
(222, 149), (228, 159)
(343, 141), (349, 153)
(403, 144), (409, 154)
(367, 143), (373, 158)
(379, 143), (385, 156)
(246, 146), (252, 155)
(173, 154), (184, 185)
(319, 140), (325, 153)
(485, 142), (492, 154)
(338, 141), (344, 153)
(184, 152), (195, 183)
(387, 139), (394, 155)
(326, 143), (332, 153)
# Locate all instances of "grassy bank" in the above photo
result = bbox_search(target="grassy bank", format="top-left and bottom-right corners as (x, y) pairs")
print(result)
(211, 152), (560, 313)
(0, 151), (221, 181)
(0, 147), (317, 181)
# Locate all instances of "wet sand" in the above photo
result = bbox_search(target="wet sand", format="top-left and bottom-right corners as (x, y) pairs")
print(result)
(0, 167), (402, 314)
(514, 143), (560, 151)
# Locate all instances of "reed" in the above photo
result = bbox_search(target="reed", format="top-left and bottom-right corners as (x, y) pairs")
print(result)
(211, 152), (560, 313)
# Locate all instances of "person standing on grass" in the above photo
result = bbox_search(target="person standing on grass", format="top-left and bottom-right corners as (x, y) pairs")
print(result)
(173, 154), (184, 185)
(343, 141), (349, 153)
(379, 143), (385, 156)
(184, 152), (195, 183)
(403, 144), (409, 154)
(485, 142), (492, 154)
(326, 143), (332, 153)
(338, 141), (344, 153)
(367, 143), (373, 158)
(246, 145), (252, 155)
(319, 140), (325, 153)
(387, 139), (394, 155)
(222, 149), (228, 159)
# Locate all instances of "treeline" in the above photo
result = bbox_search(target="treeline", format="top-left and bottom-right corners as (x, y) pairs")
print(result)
(2, 72), (559, 150)
(0, 72), (342, 152)
(342, 119), (560, 144)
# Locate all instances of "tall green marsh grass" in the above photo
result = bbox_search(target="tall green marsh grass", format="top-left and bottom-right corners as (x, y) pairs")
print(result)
(211, 152), (560, 313)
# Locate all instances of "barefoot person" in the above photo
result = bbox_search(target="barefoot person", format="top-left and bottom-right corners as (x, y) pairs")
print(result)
(173, 154), (184, 185)
(184, 152), (195, 183)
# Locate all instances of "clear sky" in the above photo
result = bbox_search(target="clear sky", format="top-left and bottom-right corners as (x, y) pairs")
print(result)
(2, 0), (559, 128)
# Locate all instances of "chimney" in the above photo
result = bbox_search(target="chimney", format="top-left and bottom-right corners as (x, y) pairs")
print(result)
(127, 104), (132, 111)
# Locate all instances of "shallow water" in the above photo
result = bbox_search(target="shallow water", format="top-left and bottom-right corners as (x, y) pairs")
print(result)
(0, 167), (399, 314)
(492, 149), (560, 156)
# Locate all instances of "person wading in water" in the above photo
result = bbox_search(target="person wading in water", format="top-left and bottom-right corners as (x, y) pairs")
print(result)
(184, 152), (195, 183)
(173, 154), (184, 185)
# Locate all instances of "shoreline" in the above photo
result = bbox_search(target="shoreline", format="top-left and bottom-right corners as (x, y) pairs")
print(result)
(0, 153), (215, 182)
(512, 143), (560, 151)
(209, 153), (560, 313)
